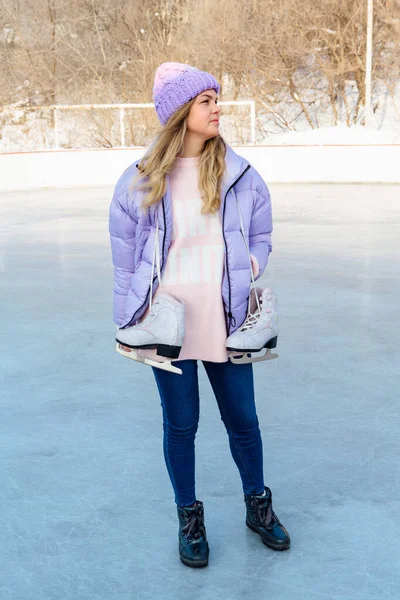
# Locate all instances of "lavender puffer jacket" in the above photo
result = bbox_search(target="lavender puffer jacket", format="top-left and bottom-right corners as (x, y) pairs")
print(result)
(108, 144), (273, 336)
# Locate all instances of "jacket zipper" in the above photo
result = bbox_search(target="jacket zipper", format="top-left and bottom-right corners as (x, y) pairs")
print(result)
(120, 164), (166, 329)
(222, 163), (251, 333)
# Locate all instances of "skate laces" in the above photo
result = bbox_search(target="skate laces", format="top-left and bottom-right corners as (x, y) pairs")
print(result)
(240, 309), (262, 332)
(240, 298), (267, 332)
(240, 297), (274, 332)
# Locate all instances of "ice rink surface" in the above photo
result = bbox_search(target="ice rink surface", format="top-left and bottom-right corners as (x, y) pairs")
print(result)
(1, 183), (399, 600)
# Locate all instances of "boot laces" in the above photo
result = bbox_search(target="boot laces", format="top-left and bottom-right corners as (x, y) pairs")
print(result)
(257, 496), (273, 526)
(247, 492), (274, 527)
(181, 504), (204, 541)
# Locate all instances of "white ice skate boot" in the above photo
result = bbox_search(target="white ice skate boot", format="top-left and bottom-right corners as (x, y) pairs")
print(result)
(116, 292), (185, 374)
(226, 287), (279, 364)
(115, 211), (185, 375)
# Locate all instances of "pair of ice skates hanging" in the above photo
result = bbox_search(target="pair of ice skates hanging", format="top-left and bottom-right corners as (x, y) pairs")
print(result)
(115, 202), (279, 374)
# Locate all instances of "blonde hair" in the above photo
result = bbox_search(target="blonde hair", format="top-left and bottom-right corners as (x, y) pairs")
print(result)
(129, 97), (227, 215)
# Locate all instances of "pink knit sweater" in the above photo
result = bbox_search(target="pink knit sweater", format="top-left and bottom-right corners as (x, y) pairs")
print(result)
(137, 155), (259, 364)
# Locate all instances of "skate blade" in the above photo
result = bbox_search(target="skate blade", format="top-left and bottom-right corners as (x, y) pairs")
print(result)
(115, 343), (182, 375)
(229, 348), (278, 364)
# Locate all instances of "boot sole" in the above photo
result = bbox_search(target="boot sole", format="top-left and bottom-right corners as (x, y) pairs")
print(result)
(246, 520), (290, 551)
(180, 555), (209, 568)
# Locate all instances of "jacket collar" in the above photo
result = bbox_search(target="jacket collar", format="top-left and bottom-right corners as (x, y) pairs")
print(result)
(136, 143), (250, 216)
(221, 144), (250, 192)
(136, 143), (249, 183)
(219, 144), (251, 217)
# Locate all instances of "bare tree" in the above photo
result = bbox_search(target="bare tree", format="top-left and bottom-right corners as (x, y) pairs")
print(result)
(1, 0), (399, 149)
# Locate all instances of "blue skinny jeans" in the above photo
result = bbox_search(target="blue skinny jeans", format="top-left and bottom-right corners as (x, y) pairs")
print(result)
(151, 359), (265, 507)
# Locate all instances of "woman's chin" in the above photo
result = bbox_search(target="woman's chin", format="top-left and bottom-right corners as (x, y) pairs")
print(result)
(206, 130), (220, 140)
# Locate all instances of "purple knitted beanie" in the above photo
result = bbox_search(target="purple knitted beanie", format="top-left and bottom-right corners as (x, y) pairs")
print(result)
(152, 62), (220, 126)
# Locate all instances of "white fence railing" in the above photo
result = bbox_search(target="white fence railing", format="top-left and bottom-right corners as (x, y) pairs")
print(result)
(0, 101), (256, 152)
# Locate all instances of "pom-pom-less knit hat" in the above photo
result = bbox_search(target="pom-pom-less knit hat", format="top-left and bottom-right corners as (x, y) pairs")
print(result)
(152, 62), (220, 126)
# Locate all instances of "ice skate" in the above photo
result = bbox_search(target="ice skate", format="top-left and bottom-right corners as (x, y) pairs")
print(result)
(227, 195), (279, 365)
(227, 287), (279, 364)
(116, 292), (185, 375)
(115, 212), (185, 375)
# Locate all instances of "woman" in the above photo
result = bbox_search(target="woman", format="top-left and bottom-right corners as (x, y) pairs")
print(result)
(108, 62), (290, 568)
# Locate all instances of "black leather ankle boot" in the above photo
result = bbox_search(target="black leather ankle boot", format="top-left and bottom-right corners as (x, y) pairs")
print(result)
(177, 500), (209, 567)
(244, 486), (290, 550)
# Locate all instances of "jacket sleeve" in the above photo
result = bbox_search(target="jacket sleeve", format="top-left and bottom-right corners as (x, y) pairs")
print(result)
(108, 188), (138, 326)
(249, 184), (273, 282)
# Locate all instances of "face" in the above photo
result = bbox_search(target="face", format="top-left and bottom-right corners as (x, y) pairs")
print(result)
(186, 89), (221, 140)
